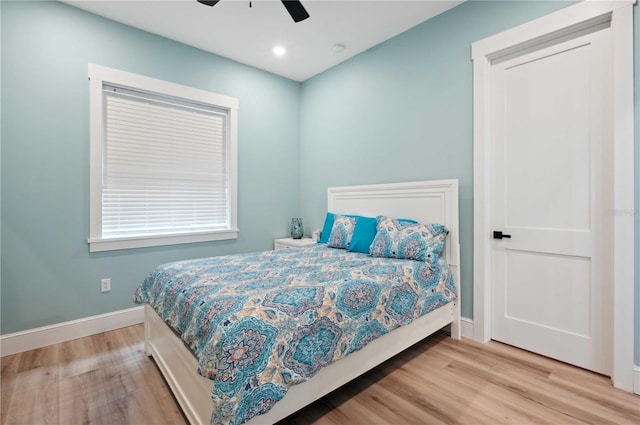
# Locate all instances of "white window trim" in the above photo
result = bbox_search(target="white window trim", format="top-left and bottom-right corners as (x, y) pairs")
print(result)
(88, 64), (239, 252)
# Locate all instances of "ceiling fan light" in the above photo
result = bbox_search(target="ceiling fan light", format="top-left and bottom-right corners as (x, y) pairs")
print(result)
(196, 0), (310, 23)
(281, 0), (310, 23)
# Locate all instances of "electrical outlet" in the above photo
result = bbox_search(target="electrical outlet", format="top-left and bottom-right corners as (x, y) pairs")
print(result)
(101, 278), (111, 292)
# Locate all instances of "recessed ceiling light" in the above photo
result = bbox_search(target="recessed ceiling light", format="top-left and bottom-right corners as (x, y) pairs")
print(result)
(273, 46), (286, 56)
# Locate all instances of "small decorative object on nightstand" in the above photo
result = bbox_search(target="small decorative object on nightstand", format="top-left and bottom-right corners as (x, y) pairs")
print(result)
(290, 217), (303, 239)
(274, 237), (316, 250)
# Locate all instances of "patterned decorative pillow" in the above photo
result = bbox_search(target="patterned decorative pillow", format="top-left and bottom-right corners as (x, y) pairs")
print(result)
(327, 215), (357, 249)
(369, 216), (448, 263)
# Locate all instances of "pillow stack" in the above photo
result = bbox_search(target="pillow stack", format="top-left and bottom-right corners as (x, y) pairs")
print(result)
(319, 212), (448, 263)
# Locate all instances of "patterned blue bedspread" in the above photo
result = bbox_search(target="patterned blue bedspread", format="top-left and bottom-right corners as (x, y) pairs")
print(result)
(134, 244), (456, 425)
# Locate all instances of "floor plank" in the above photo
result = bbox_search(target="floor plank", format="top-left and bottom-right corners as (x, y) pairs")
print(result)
(1, 325), (638, 425)
(0, 354), (20, 423)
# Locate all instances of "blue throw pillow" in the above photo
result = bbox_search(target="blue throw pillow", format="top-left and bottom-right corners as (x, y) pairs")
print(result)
(348, 216), (377, 253)
(319, 212), (335, 244)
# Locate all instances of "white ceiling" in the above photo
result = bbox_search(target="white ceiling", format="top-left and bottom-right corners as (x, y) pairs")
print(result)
(63, 0), (463, 81)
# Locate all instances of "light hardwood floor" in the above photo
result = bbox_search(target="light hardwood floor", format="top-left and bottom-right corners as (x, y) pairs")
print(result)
(1, 325), (638, 425)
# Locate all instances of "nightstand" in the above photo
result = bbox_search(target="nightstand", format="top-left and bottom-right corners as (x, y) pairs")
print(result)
(274, 237), (316, 250)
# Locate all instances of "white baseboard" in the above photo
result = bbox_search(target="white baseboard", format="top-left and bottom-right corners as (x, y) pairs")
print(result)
(460, 316), (473, 339)
(0, 306), (144, 357)
(634, 366), (640, 395)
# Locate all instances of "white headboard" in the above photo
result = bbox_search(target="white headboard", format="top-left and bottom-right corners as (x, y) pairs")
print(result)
(327, 179), (460, 284)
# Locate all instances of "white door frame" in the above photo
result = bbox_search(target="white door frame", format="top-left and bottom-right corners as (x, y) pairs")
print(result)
(472, 0), (635, 391)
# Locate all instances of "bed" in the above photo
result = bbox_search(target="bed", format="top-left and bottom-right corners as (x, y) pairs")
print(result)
(138, 179), (461, 425)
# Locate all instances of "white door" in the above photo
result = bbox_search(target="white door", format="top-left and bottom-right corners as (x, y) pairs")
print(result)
(490, 28), (612, 375)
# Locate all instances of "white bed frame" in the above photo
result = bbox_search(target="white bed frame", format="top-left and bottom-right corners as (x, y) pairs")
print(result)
(144, 179), (461, 425)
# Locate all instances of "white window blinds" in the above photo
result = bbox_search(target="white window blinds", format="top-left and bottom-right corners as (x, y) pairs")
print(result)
(102, 84), (229, 238)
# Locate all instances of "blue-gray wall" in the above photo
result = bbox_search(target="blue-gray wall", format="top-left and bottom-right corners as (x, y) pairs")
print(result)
(299, 0), (640, 364)
(0, 1), (301, 333)
(300, 0), (574, 320)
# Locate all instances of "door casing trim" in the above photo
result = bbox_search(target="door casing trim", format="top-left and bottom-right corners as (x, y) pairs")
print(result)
(471, 0), (635, 391)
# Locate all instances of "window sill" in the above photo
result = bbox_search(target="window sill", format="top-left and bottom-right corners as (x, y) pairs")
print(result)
(88, 229), (239, 252)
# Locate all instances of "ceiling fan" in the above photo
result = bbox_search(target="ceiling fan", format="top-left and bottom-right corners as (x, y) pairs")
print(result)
(197, 0), (310, 23)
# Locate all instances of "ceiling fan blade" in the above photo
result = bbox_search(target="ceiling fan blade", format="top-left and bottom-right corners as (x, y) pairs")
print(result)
(197, 0), (220, 6)
(281, 1), (309, 23)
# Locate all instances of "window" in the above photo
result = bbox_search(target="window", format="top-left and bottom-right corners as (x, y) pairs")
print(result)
(88, 64), (238, 252)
